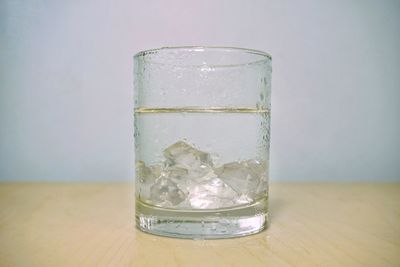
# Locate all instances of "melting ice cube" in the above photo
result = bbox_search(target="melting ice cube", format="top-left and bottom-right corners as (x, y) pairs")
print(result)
(150, 178), (186, 207)
(214, 160), (268, 201)
(136, 161), (162, 200)
(163, 141), (213, 170)
(187, 176), (238, 209)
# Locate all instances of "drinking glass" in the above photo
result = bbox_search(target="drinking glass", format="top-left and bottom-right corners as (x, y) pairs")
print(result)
(134, 46), (272, 239)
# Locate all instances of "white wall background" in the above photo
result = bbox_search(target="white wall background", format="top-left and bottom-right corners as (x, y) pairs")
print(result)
(1, 0), (399, 181)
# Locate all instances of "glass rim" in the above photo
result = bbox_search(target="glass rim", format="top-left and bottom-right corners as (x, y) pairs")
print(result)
(133, 46), (272, 68)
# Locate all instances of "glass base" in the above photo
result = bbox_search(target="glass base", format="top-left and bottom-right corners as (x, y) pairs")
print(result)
(135, 197), (269, 239)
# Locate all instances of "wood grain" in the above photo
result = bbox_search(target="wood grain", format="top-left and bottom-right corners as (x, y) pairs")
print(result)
(0, 183), (399, 267)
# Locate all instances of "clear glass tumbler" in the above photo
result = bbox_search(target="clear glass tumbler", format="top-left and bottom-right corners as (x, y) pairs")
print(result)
(134, 46), (272, 239)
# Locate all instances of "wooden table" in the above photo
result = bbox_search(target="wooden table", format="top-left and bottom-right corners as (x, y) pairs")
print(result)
(0, 183), (399, 267)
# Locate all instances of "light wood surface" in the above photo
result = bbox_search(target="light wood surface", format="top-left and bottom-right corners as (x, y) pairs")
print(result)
(0, 183), (399, 267)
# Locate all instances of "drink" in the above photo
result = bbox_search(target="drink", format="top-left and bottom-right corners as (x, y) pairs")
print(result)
(134, 107), (270, 238)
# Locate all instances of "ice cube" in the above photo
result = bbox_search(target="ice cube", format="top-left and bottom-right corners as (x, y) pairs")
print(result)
(163, 141), (213, 171)
(150, 178), (186, 207)
(215, 160), (267, 202)
(136, 161), (148, 182)
(163, 165), (189, 194)
(251, 160), (269, 197)
(164, 166), (188, 181)
(187, 176), (238, 209)
(173, 166), (217, 195)
(246, 160), (267, 178)
(136, 161), (163, 201)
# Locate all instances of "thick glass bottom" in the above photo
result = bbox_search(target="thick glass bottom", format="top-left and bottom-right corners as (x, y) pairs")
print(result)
(135, 196), (269, 239)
